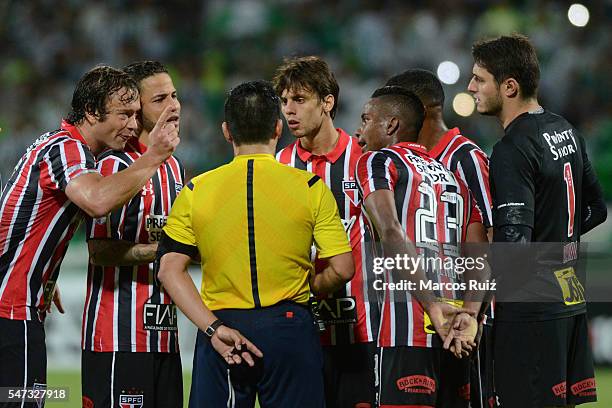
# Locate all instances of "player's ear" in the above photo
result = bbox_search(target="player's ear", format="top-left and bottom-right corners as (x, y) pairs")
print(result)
(503, 78), (519, 98)
(322, 94), (335, 115)
(387, 117), (399, 136)
(84, 111), (99, 125)
(221, 122), (233, 144)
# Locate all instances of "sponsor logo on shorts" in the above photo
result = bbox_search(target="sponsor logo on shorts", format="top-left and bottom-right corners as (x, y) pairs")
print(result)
(396, 375), (436, 394)
(552, 381), (567, 398)
(32, 383), (46, 408)
(82, 396), (94, 408)
(120, 394), (143, 408)
(570, 378), (597, 397)
(458, 383), (470, 400)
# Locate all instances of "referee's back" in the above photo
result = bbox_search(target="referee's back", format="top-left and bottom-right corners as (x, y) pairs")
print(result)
(173, 153), (347, 310)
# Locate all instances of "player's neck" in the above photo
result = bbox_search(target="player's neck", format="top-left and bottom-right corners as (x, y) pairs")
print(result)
(75, 123), (105, 156)
(500, 98), (541, 129)
(299, 118), (338, 155)
(417, 116), (448, 151)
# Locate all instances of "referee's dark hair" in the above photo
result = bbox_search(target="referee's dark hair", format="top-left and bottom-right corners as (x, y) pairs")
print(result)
(386, 69), (445, 108)
(224, 80), (281, 145)
(123, 61), (168, 89)
(66, 66), (139, 125)
(472, 34), (540, 99)
(371, 86), (426, 138)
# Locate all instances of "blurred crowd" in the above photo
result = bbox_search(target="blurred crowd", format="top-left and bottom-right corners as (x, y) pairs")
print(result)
(0, 0), (610, 197)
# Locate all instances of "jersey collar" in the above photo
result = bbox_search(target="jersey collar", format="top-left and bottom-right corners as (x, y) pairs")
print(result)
(60, 120), (89, 145)
(427, 127), (461, 158)
(394, 141), (429, 155)
(296, 128), (351, 163)
(233, 153), (276, 162)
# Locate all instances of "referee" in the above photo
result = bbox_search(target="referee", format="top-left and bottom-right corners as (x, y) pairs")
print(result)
(157, 80), (354, 407)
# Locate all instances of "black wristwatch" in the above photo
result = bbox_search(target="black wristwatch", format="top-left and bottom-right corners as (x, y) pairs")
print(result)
(204, 319), (224, 339)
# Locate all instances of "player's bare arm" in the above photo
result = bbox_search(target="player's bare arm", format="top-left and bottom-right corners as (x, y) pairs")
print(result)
(309, 251), (354, 295)
(65, 105), (180, 218)
(157, 251), (263, 366)
(363, 188), (461, 339)
(88, 239), (158, 266)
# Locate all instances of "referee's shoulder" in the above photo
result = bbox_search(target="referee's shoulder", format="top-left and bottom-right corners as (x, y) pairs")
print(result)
(274, 161), (322, 188)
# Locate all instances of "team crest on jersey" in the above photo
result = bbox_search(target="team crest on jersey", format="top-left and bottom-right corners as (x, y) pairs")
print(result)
(120, 394), (143, 408)
(175, 183), (183, 195)
(342, 179), (360, 205)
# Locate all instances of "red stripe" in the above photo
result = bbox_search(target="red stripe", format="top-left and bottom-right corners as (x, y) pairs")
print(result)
(95, 268), (116, 350)
(277, 143), (295, 165)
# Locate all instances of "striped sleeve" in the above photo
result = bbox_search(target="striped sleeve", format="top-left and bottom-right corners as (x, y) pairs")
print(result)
(454, 147), (492, 228)
(355, 151), (397, 201)
(86, 155), (130, 241)
(43, 138), (97, 191)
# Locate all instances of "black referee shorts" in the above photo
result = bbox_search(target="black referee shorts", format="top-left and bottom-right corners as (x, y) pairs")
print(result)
(494, 313), (596, 407)
(0, 317), (46, 408)
(189, 302), (324, 408)
(323, 341), (378, 408)
(378, 346), (470, 408)
(81, 350), (182, 408)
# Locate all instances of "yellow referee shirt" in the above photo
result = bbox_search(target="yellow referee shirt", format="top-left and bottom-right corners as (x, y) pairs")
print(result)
(163, 154), (351, 310)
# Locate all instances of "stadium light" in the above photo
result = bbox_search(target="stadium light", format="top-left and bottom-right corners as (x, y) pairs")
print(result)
(437, 61), (460, 85)
(568, 4), (589, 27)
(453, 93), (475, 117)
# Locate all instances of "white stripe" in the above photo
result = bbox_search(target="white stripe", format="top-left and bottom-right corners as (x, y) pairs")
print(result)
(477, 348), (484, 408)
(110, 352), (116, 407)
(113, 269), (119, 350)
(377, 347), (384, 404)
(469, 150), (493, 224)
(226, 369), (235, 408)
(90, 272), (105, 350)
(359, 215), (374, 342)
(20, 321), (28, 408)
(290, 144), (297, 167)
(275, 150), (282, 161)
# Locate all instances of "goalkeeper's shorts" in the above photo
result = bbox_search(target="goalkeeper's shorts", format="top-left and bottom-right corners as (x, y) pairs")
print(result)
(494, 313), (596, 407)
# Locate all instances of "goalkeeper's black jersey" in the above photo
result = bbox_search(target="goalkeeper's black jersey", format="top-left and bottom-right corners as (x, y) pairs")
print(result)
(490, 108), (605, 321)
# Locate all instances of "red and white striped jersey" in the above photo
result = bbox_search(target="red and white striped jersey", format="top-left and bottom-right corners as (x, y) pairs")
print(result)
(0, 121), (97, 321)
(356, 142), (482, 348)
(429, 128), (492, 228)
(82, 139), (184, 353)
(276, 129), (379, 345)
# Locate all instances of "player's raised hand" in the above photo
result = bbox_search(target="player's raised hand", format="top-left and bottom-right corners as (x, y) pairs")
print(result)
(147, 105), (180, 162)
(211, 325), (263, 366)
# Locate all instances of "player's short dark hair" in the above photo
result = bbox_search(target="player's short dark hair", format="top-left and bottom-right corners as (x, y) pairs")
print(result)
(224, 80), (281, 146)
(66, 66), (139, 124)
(371, 86), (425, 136)
(272, 56), (340, 119)
(385, 69), (445, 108)
(122, 61), (168, 89)
(472, 34), (540, 99)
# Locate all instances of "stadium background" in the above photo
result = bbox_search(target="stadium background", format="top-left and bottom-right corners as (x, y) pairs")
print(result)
(0, 1), (610, 406)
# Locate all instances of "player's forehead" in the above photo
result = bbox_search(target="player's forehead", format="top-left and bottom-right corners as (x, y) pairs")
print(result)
(139, 73), (176, 98)
(280, 84), (317, 99)
(107, 87), (140, 111)
(472, 63), (493, 79)
(362, 98), (381, 116)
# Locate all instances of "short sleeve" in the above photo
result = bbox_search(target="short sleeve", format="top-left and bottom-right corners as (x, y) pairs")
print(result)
(467, 194), (483, 226)
(456, 147), (493, 228)
(356, 151), (397, 201)
(490, 134), (538, 230)
(310, 178), (351, 259)
(42, 138), (97, 191)
(163, 181), (197, 247)
(86, 155), (130, 241)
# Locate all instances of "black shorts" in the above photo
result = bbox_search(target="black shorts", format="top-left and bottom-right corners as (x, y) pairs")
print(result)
(323, 341), (377, 408)
(189, 302), (324, 408)
(378, 346), (470, 408)
(81, 350), (182, 408)
(0, 317), (46, 408)
(494, 313), (596, 407)
(471, 324), (497, 408)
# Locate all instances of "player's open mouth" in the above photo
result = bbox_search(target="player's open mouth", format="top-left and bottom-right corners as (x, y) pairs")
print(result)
(288, 120), (299, 129)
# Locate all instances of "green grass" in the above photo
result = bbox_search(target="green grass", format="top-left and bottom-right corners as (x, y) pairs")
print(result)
(48, 368), (612, 407)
